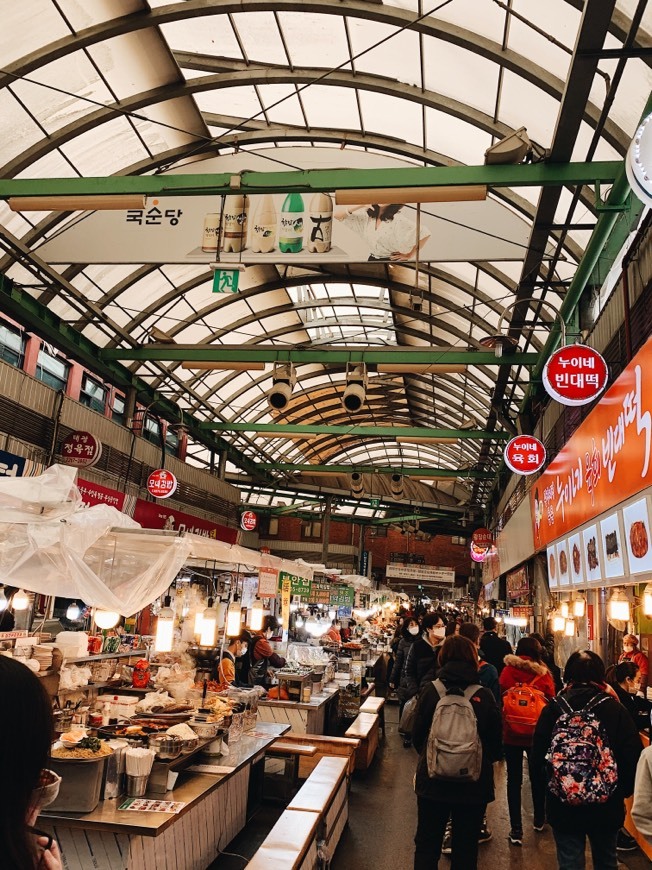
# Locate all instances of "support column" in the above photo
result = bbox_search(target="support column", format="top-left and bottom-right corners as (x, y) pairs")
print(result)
(321, 495), (333, 565)
(124, 387), (137, 430)
(217, 450), (227, 480)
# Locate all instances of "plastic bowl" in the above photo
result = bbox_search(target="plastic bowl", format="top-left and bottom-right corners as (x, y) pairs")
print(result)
(32, 769), (62, 809)
(188, 720), (219, 740)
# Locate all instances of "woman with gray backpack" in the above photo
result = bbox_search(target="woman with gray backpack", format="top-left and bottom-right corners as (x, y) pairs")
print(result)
(411, 635), (502, 869)
(532, 650), (642, 870)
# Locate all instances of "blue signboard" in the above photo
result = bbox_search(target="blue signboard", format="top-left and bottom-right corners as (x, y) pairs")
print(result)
(0, 449), (26, 478)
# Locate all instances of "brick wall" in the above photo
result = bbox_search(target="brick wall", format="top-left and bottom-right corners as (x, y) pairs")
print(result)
(364, 527), (471, 581)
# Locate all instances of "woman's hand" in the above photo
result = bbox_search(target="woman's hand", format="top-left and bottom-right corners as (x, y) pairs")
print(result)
(37, 836), (62, 870)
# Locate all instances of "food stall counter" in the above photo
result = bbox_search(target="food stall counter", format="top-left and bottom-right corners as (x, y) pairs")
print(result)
(258, 687), (340, 735)
(40, 722), (289, 870)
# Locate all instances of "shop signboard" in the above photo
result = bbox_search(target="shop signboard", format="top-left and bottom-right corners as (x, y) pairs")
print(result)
(556, 539), (571, 587)
(330, 586), (355, 608)
(60, 431), (102, 469)
(506, 566), (529, 599)
(542, 345), (609, 406)
(281, 577), (292, 631)
(133, 499), (238, 544)
(532, 335), (652, 550)
(146, 469), (178, 499)
(582, 523), (603, 583)
(77, 477), (126, 511)
(240, 510), (257, 532)
(547, 544), (559, 589)
(308, 580), (332, 606)
(278, 571), (311, 598)
(512, 605), (534, 619)
(599, 511), (627, 579)
(257, 567), (278, 598)
(504, 435), (546, 476)
(385, 563), (455, 584)
(0, 449), (26, 478)
(472, 527), (492, 548)
(567, 532), (585, 586)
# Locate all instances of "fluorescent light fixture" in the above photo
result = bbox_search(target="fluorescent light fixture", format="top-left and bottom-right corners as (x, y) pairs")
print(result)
(335, 186), (487, 206)
(255, 432), (318, 440)
(8, 195), (147, 211)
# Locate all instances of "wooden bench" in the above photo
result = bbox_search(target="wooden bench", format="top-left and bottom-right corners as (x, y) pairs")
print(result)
(345, 712), (380, 770)
(246, 809), (320, 870)
(285, 733), (360, 778)
(263, 742), (318, 803)
(360, 695), (386, 735)
(287, 756), (350, 861)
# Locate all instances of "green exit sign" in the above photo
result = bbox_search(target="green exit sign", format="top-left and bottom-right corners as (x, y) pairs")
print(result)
(370, 498), (380, 509)
(212, 269), (240, 293)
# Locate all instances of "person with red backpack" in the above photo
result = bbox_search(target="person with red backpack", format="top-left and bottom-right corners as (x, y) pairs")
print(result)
(532, 650), (642, 870)
(500, 636), (556, 845)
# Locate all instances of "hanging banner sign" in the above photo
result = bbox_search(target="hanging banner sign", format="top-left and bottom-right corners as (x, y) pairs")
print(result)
(133, 499), (238, 544)
(257, 567), (279, 598)
(146, 469), (178, 499)
(542, 344), (609, 406)
(240, 510), (258, 531)
(504, 435), (546, 475)
(512, 605), (534, 619)
(60, 431), (102, 469)
(278, 571), (312, 598)
(78, 478), (126, 511)
(472, 527), (492, 548)
(281, 578), (292, 632)
(329, 586), (355, 608)
(532, 334), (652, 549)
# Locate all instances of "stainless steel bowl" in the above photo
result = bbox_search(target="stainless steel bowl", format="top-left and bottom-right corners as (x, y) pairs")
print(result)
(148, 734), (183, 760)
(180, 736), (199, 754)
(188, 720), (220, 740)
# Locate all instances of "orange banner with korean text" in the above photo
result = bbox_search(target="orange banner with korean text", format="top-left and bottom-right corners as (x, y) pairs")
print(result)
(532, 335), (652, 550)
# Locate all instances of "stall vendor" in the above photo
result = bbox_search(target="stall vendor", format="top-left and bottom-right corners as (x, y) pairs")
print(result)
(217, 630), (251, 688)
(321, 620), (342, 647)
(620, 634), (649, 697)
(248, 616), (287, 687)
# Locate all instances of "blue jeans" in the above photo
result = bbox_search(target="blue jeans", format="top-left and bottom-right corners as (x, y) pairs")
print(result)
(553, 827), (619, 870)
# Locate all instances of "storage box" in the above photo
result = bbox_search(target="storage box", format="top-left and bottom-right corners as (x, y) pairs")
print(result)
(47, 756), (107, 813)
(107, 695), (138, 720)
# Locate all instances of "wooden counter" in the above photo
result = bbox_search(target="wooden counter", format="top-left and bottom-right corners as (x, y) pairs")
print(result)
(258, 687), (339, 735)
(40, 722), (289, 870)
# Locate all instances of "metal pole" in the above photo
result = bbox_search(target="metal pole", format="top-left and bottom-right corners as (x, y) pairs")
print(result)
(321, 495), (333, 565)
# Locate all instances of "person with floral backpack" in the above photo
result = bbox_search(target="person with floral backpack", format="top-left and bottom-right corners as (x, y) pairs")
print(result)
(532, 650), (642, 870)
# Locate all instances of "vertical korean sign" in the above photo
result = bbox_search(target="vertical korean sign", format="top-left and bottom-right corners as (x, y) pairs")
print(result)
(281, 577), (292, 632)
(532, 334), (652, 549)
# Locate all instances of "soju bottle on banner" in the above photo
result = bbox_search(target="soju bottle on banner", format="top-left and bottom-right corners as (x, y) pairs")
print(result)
(222, 194), (248, 253)
(250, 195), (277, 253)
(307, 193), (333, 253)
(279, 193), (304, 253)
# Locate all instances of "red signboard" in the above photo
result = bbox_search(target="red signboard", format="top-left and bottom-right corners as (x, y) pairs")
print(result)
(146, 469), (178, 500)
(133, 499), (237, 544)
(78, 477), (126, 511)
(542, 344), (609, 407)
(60, 431), (102, 468)
(504, 435), (546, 475)
(258, 567), (279, 598)
(532, 334), (652, 549)
(240, 510), (258, 532)
(506, 566), (529, 599)
(587, 603), (594, 641)
(472, 527), (492, 548)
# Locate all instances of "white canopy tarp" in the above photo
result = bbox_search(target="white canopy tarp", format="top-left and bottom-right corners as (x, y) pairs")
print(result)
(185, 534), (313, 581)
(0, 463), (81, 523)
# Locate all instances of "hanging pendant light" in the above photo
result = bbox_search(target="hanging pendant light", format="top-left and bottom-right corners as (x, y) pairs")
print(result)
(194, 608), (205, 639)
(66, 601), (81, 621)
(608, 588), (631, 622)
(94, 609), (120, 629)
(572, 593), (586, 618)
(155, 597), (175, 653)
(564, 618), (576, 637)
(200, 598), (218, 647)
(249, 598), (264, 632)
(12, 589), (30, 611)
(643, 583), (652, 617)
(552, 611), (566, 633)
(560, 600), (569, 619)
(226, 596), (242, 638)
(0, 588), (8, 613)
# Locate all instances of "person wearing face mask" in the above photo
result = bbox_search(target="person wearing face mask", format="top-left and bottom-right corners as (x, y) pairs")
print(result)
(390, 617), (421, 723)
(619, 635), (649, 697)
(479, 616), (513, 674)
(404, 613), (446, 701)
(607, 661), (650, 734)
(248, 615), (287, 687)
(217, 630), (252, 688)
(322, 620), (342, 647)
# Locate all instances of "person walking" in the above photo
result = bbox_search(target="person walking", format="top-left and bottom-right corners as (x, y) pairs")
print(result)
(532, 650), (642, 870)
(389, 615), (420, 717)
(479, 616), (512, 673)
(411, 635), (502, 869)
(500, 636), (556, 845)
(460, 622), (500, 703)
(404, 612), (446, 698)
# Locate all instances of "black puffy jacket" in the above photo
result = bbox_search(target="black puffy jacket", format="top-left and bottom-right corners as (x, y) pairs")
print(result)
(404, 637), (441, 698)
(531, 684), (642, 833)
(391, 634), (418, 694)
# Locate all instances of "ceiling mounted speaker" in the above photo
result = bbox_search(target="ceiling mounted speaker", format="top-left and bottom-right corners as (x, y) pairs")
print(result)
(268, 362), (296, 411)
(350, 472), (364, 498)
(390, 473), (404, 499)
(484, 127), (531, 165)
(342, 362), (367, 413)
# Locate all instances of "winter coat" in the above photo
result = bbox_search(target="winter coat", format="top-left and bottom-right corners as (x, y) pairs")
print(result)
(611, 682), (650, 734)
(390, 634), (418, 696)
(479, 631), (512, 673)
(500, 654), (556, 747)
(619, 649), (649, 692)
(531, 683), (642, 833)
(632, 745), (652, 842)
(478, 657), (500, 704)
(404, 636), (441, 698)
(412, 660), (502, 805)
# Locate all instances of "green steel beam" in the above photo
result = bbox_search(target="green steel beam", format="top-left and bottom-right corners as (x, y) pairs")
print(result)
(255, 464), (493, 478)
(371, 513), (431, 525)
(103, 345), (538, 367)
(0, 161), (621, 201)
(0, 274), (269, 482)
(200, 422), (508, 441)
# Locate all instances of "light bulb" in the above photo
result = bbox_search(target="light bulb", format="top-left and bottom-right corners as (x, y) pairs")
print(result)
(155, 602), (175, 653)
(200, 601), (218, 647)
(552, 611), (566, 633)
(644, 584), (652, 618)
(608, 588), (631, 622)
(249, 599), (264, 632)
(296, 615), (304, 628)
(226, 600), (242, 637)
(573, 594), (586, 618)
(305, 616), (319, 636)
(94, 609), (120, 629)
(560, 600), (569, 619)
(564, 618), (576, 637)
(66, 601), (81, 621)
(12, 589), (30, 611)
(0, 588), (7, 613)
(194, 609), (205, 638)
(329, 609), (337, 620)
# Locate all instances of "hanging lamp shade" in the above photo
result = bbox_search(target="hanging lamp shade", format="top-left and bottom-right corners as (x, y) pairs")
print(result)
(66, 601), (81, 621)
(552, 611), (566, 633)
(564, 618), (576, 637)
(0, 588), (8, 613)
(644, 583), (652, 617)
(226, 599), (242, 637)
(560, 600), (569, 619)
(249, 599), (264, 632)
(200, 599), (218, 647)
(94, 609), (120, 629)
(155, 599), (175, 653)
(573, 593), (586, 618)
(608, 588), (630, 622)
(12, 589), (30, 611)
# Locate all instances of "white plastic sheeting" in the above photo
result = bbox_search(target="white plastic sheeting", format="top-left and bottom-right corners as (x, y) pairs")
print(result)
(186, 534), (313, 582)
(0, 464), (81, 523)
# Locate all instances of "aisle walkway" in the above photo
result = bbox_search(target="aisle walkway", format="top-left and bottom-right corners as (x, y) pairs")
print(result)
(332, 703), (652, 870)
